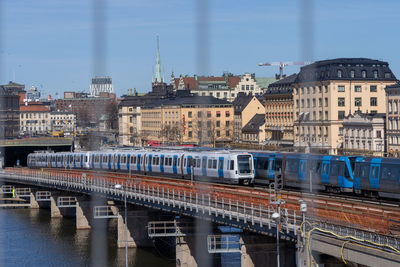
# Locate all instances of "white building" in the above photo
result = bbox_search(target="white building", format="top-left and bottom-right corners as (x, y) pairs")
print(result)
(90, 76), (114, 97)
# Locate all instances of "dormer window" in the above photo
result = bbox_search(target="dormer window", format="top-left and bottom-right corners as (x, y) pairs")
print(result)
(385, 73), (391, 78)
(373, 70), (378, 78)
(350, 70), (355, 78)
(361, 70), (366, 78)
(337, 70), (342, 78)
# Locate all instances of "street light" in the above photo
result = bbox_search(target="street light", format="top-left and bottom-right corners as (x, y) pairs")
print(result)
(272, 212), (280, 267)
(115, 183), (128, 267)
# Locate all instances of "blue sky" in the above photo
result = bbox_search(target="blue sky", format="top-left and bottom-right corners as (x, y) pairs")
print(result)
(1, 0), (399, 97)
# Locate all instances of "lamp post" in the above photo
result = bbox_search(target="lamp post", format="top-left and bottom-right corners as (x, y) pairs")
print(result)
(272, 211), (280, 267)
(115, 184), (128, 267)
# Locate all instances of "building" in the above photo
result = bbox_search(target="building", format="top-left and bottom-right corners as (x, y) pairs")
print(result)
(54, 92), (116, 127)
(232, 93), (265, 142)
(19, 103), (50, 135)
(171, 73), (271, 102)
(50, 112), (76, 135)
(90, 76), (114, 97)
(293, 58), (397, 154)
(118, 97), (145, 146)
(25, 86), (41, 102)
(385, 82), (400, 156)
(141, 96), (234, 146)
(2, 81), (25, 94)
(264, 74), (297, 146)
(342, 110), (385, 156)
(242, 114), (266, 143)
(0, 85), (20, 138)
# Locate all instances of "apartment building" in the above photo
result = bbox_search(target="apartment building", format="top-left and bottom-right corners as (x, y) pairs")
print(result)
(293, 58), (397, 154)
(265, 74), (296, 146)
(141, 96), (234, 146)
(386, 82), (400, 156)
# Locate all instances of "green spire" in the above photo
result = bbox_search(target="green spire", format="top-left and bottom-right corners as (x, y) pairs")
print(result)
(153, 35), (164, 83)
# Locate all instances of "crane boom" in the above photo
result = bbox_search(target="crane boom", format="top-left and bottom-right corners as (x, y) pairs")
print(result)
(258, 61), (313, 78)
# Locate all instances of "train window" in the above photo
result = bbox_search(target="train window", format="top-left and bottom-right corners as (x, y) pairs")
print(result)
(202, 158), (207, 169)
(268, 160), (275, 170)
(156, 157), (160, 165)
(153, 157), (156, 164)
(173, 158), (177, 167)
(330, 163), (340, 176)
(196, 159), (201, 168)
(286, 159), (298, 173)
(382, 165), (400, 181)
(361, 164), (369, 178)
(230, 160), (234, 170)
(133, 156), (136, 164)
(213, 160), (217, 169)
(218, 159), (223, 170)
(208, 159), (212, 168)
(70, 155), (73, 163)
(371, 166), (379, 178)
(256, 157), (268, 169)
(275, 159), (282, 170)
(184, 158), (186, 167)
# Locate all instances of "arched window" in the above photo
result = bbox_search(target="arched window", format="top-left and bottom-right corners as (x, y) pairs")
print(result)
(373, 70), (378, 78)
(337, 70), (342, 78)
(361, 70), (366, 78)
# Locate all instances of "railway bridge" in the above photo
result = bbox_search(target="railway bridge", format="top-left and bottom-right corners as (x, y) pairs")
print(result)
(0, 168), (400, 267)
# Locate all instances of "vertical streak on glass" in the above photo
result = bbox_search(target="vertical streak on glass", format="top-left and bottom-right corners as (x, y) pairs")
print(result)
(196, 1), (212, 266)
(300, 0), (314, 62)
(196, 0), (210, 76)
(91, 0), (108, 265)
(0, 1), (3, 265)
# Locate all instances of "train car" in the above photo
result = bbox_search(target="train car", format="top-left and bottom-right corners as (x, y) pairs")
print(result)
(353, 157), (400, 198)
(251, 152), (285, 185)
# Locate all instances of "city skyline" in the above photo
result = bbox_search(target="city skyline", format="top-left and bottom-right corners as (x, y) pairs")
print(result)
(0, 0), (399, 97)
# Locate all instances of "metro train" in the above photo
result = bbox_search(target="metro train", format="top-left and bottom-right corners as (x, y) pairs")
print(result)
(27, 149), (255, 185)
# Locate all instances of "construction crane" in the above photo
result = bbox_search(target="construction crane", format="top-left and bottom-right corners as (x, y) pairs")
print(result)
(258, 61), (313, 79)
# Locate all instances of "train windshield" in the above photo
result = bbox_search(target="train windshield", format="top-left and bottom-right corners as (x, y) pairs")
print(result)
(237, 155), (252, 174)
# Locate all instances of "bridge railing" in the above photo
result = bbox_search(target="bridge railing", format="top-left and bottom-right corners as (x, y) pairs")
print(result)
(3, 169), (300, 237)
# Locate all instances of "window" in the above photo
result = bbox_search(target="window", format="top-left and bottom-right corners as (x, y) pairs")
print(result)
(361, 70), (366, 78)
(307, 99), (310, 108)
(385, 72), (391, 78)
(325, 111), (328, 120)
(389, 101), (393, 113)
(301, 99), (304, 108)
(216, 92), (220, 97)
(338, 85), (345, 92)
(339, 127), (344, 136)
(216, 130), (220, 137)
(319, 111), (322, 120)
(376, 130), (381, 138)
(338, 98), (345, 106)
(225, 121), (230, 127)
(250, 85), (254, 90)
(307, 87), (310, 94)
(354, 86), (362, 92)
(207, 121), (211, 128)
(324, 98), (328, 107)
(337, 70), (342, 78)
(338, 111), (345, 120)
(370, 85), (377, 92)
(355, 98), (362, 106)
(188, 131), (192, 137)
(188, 111), (192, 118)
(350, 70), (355, 78)
(318, 98), (322, 107)
(373, 70), (378, 78)
(188, 121), (192, 128)
(216, 121), (220, 127)
(197, 121), (202, 128)
(226, 130), (230, 136)
(370, 97), (377, 106)
(241, 85), (244, 90)
(216, 111), (221, 117)
(207, 111), (211, 118)
(312, 99), (316, 107)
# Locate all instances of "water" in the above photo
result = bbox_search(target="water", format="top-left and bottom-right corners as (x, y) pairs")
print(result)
(0, 208), (175, 267)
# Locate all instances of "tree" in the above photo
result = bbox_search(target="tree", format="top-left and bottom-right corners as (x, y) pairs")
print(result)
(105, 100), (119, 130)
(192, 116), (233, 147)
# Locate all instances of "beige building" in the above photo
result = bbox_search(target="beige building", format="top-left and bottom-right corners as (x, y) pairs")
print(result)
(118, 101), (142, 146)
(232, 93), (265, 142)
(265, 74), (296, 146)
(242, 114), (266, 143)
(141, 96), (234, 146)
(293, 58), (397, 154)
(342, 110), (385, 155)
(385, 82), (400, 156)
(50, 112), (76, 134)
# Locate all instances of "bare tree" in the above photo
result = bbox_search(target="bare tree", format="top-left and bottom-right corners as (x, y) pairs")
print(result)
(192, 117), (233, 147)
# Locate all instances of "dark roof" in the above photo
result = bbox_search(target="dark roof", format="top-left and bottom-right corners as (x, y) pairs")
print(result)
(266, 74), (297, 95)
(295, 58), (397, 83)
(232, 93), (254, 114)
(385, 82), (400, 90)
(242, 114), (265, 133)
(143, 95), (232, 108)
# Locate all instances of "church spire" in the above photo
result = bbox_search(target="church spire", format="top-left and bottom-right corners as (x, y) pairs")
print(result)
(153, 35), (164, 84)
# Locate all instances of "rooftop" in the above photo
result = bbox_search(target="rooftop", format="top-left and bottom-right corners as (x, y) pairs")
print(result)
(242, 114), (265, 133)
(143, 95), (232, 108)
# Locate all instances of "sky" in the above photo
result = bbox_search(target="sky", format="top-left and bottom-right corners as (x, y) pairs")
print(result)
(0, 0), (399, 97)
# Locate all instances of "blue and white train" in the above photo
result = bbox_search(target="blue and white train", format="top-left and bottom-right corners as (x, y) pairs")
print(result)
(27, 149), (255, 185)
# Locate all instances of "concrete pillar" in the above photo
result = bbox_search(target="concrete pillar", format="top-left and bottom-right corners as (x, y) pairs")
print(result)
(30, 192), (39, 209)
(76, 201), (91, 230)
(117, 213), (136, 248)
(176, 236), (197, 267)
(50, 196), (62, 218)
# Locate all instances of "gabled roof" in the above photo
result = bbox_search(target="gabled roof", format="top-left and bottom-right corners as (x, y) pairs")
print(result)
(255, 77), (279, 89)
(232, 93), (254, 113)
(242, 114), (265, 133)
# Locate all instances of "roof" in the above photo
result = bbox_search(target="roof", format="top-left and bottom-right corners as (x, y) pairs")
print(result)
(385, 82), (400, 90)
(232, 93), (254, 113)
(174, 75), (242, 90)
(255, 77), (279, 89)
(143, 95), (232, 108)
(242, 114), (265, 133)
(295, 58), (397, 83)
(20, 103), (49, 112)
(266, 74), (297, 95)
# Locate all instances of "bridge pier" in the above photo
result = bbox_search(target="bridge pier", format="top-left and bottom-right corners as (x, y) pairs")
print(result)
(117, 211), (136, 248)
(50, 196), (62, 218)
(29, 192), (40, 209)
(76, 201), (91, 230)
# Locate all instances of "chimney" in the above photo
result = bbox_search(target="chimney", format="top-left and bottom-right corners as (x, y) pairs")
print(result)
(194, 74), (198, 81)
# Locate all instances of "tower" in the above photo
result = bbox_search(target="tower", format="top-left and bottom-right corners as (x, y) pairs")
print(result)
(152, 36), (164, 84)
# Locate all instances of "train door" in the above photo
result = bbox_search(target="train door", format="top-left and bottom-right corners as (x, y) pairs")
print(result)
(299, 159), (307, 181)
(267, 157), (275, 180)
(173, 155), (178, 175)
(186, 155), (193, 176)
(160, 155), (165, 173)
(202, 156), (207, 177)
(369, 159), (381, 189)
(148, 154), (153, 172)
(218, 157), (224, 179)
(137, 154), (141, 171)
(321, 158), (331, 184)
(116, 154), (121, 170)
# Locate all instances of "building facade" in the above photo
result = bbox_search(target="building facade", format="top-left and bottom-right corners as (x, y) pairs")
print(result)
(342, 110), (385, 156)
(385, 83), (400, 156)
(90, 76), (114, 97)
(0, 85), (20, 138)
(118, 102), (142, 146)
(293, 58), (397, 154)
(242, 114), (266, 143)
(141, 96), (234, 146)
(265, 74), (296, 146)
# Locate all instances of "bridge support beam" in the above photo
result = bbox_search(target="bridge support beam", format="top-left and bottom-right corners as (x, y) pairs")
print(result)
(50, 196), (62, 218)
(76, 201), (91, 230)
(176, 235), (198, 267)
(30, 192), (39, 209)
(117, 212), (136, 248)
